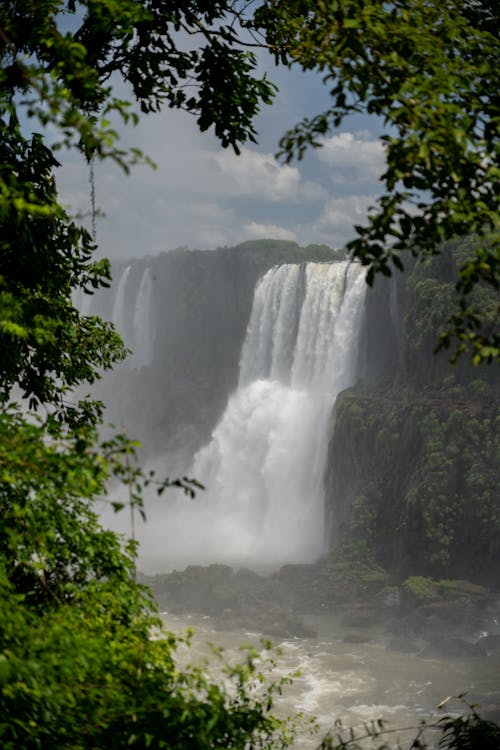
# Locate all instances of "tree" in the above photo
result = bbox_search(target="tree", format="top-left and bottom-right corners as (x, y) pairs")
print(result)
(0, 0), (277, 416)
(254, 0), (499, 364)
(0, 3), (293, 747)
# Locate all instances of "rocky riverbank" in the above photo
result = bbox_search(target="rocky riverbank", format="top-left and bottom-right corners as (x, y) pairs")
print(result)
(142, 562), (500, 663)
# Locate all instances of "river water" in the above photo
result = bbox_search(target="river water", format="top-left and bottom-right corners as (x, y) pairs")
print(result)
(160, 611), (500, 749)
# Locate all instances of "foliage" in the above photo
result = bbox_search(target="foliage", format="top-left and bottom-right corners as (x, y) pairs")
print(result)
(0, 0), (278, 419)
(317, 698), (500, 749)
(3, 2), (498, 369)
(401, 576), (442, 603)
(0, 125), (126, 416)
(329, 384), (500, 581)
(254, 0), (500, 363)
(0, 575), (294, 749)
(0, 2), (294, 747)
(0, 405), (293, 748)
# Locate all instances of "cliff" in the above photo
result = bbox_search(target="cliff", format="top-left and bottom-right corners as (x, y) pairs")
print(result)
(325, 239), (500, 585)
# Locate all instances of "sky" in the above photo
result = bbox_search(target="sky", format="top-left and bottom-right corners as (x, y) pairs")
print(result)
(56, 56), (387, 261)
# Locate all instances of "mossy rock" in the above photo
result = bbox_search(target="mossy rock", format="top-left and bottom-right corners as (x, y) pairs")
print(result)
(325, 560), (388, 598)
(402, 576), (490, 609)
(438, 579), (489, 600)
(402, 576), (442, 604)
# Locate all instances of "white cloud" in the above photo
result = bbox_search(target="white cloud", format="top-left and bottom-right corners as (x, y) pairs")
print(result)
(317, 131), (385, 185)
(314, 195), (375, 242)
(213, 148), (298, 200)
(54, 83), (386, 259)
(243, 221), (297, 241)
(212, 147), (324, 203)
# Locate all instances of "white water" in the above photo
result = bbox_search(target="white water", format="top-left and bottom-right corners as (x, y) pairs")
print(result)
(163, 611), (500, 750)
(112, 264), (132, 344)
(76, 264), (154, 370)
(132, 267), (154, 368)
(144, 261), (366, 569)
(72, 286), (94, 317)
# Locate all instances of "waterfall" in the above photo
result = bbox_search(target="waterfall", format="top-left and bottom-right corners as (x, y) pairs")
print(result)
(107, 264), (154, 368)
(153, 260), (366, 568)
(111, 265), (132, 346)
(389, 273), (402, 343)
(73, 263), (154, 369)
(132, 268), (154, 368)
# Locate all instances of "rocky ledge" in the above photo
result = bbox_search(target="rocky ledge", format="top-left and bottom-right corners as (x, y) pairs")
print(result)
(141, 563), (500, 657)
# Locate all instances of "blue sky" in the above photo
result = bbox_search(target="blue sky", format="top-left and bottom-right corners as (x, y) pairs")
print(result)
(56, 56), (387, 260)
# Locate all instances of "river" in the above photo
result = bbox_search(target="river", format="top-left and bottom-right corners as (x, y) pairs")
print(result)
(160, 610), (500, 749)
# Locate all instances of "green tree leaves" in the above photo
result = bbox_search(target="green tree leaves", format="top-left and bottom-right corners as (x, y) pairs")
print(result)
(256, 0), (500, 362)
(0, 4), (293, 747)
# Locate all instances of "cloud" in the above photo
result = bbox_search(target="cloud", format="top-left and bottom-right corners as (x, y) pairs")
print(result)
(211, 147), (325, 203)
(312, 195), (375, 245)
(54, 84), (386, 259)
(243, 222), (297, 241)
(317, 131), (385, 185)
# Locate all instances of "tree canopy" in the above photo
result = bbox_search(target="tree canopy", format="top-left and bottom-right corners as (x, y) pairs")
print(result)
(255, 0), (499, 363)
(0, 3), (292, 747)
(0, 0), (278, 417)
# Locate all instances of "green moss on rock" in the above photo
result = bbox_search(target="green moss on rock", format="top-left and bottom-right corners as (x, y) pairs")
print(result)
(402, 576), (441, 603)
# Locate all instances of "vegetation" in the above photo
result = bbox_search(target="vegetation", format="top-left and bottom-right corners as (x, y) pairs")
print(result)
(255, 0), (500, 363)
(318, 698), (500, 750)
(329, 384), (499, 581)
(324, 241), (499, 585)
(2, 1), (497, 366)
(0, 2), (294, 747)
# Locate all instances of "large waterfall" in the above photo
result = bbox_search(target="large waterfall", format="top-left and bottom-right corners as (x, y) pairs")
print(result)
(150, 260), (366, 568)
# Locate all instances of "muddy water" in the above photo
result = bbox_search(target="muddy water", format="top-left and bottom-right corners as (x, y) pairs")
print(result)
(161, 611), (500, 749)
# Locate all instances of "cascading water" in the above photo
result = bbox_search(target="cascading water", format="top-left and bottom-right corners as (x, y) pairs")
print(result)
(151, 260), (366, 568)
(112, 264), (132, 344)
(132, 268), (154, 368)
(389, 273), (401, 343)
(78, 263), (154, 369)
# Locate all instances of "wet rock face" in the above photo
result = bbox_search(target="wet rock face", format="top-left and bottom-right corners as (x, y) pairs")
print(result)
(325, 242), (499, 586)
(326, 388), (500, 584)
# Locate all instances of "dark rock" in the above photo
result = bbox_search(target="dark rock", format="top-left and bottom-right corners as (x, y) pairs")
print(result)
(465, 692), (500, 723)
(392, 598), (491, 643)
(214, 611), (317, 640)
